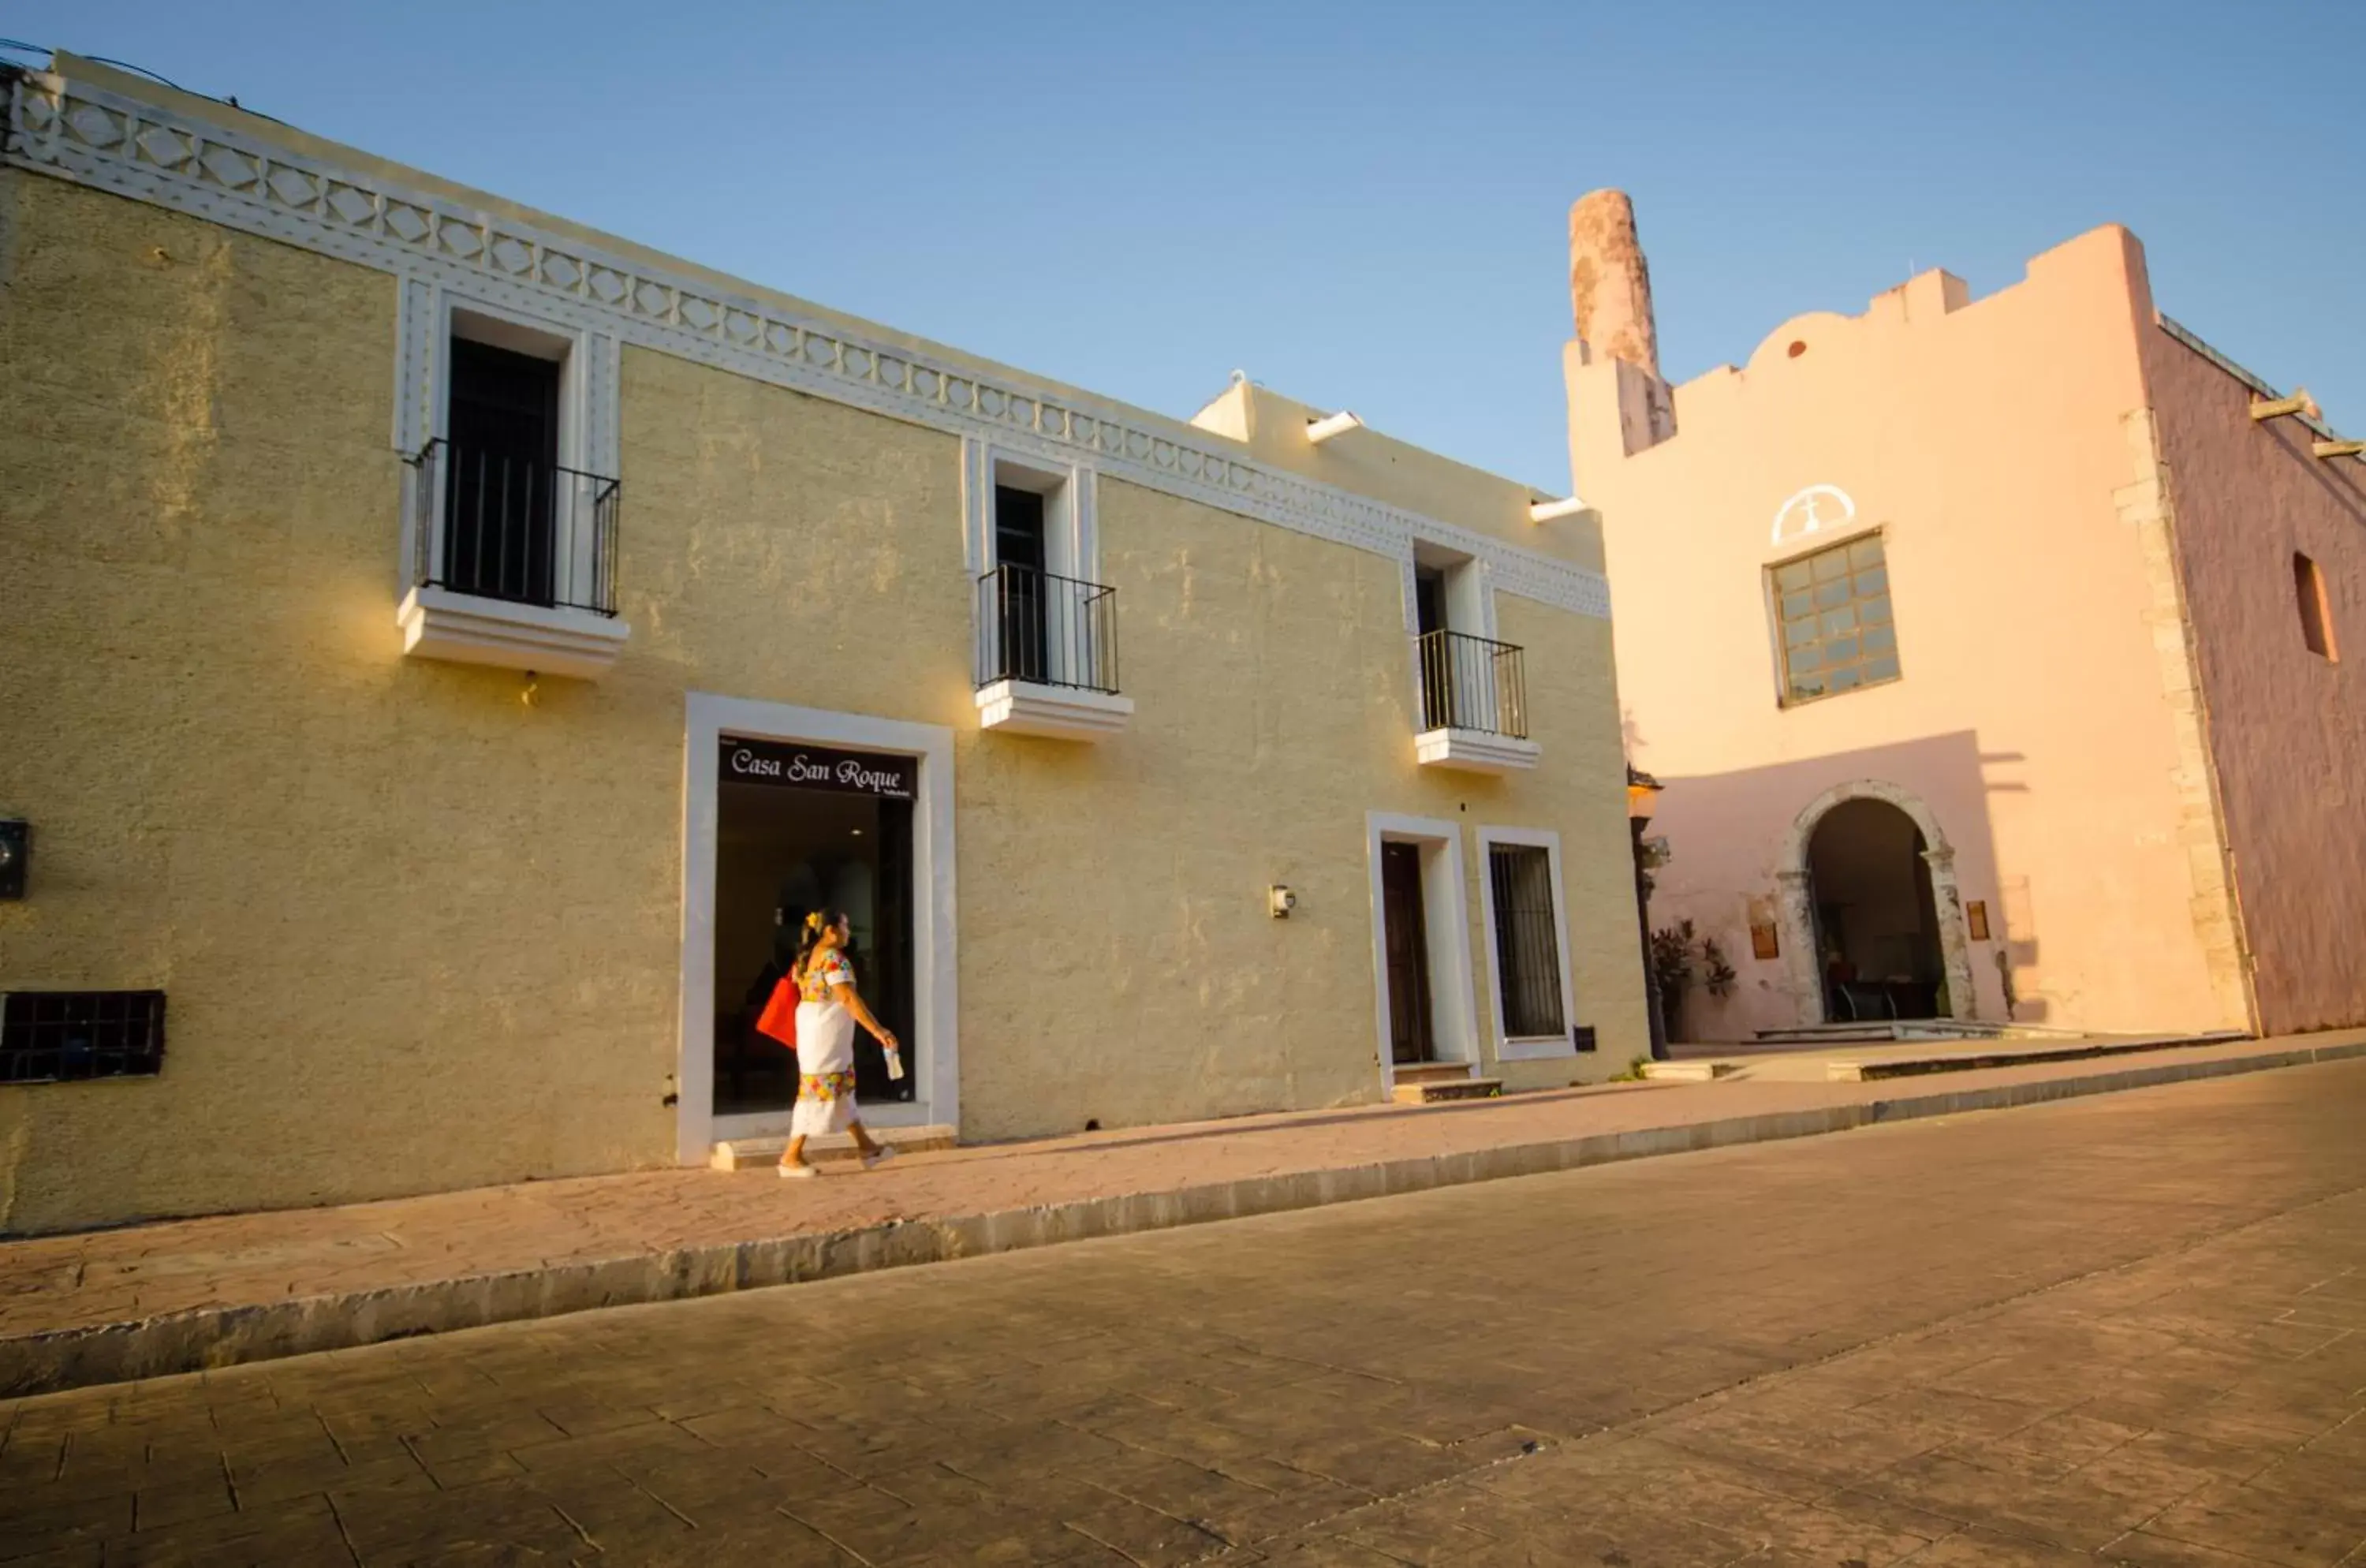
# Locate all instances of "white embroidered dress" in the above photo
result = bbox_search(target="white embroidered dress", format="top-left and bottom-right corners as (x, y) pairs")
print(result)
(790, 949), (861, 1137)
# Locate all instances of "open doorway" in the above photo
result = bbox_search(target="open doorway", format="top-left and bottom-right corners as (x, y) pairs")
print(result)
(1806, 797), (1945, 1021)
(711, 741), (916, 1119)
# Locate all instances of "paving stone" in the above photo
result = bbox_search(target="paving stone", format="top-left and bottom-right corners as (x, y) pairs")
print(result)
(8, 1039), (2364, 1401)
(5, 1063), (2366, 1561)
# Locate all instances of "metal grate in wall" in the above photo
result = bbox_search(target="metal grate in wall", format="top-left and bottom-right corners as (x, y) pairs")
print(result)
(0, 991), (166, 1085)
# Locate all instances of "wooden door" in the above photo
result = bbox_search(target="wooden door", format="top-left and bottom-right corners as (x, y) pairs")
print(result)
(1380, 842), (1435, 1065)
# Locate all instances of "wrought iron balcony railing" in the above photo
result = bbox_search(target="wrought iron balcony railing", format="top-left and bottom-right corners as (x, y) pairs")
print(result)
(407, 438), (621, 616)
(975, 564), (1120, 695)
(1417, 629), (1528, 739)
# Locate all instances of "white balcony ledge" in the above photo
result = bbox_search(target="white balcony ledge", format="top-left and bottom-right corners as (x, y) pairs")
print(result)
(1415, 727), (1540, 775)
(397, 585), (630, 681)
(976, 679), (1134, 741)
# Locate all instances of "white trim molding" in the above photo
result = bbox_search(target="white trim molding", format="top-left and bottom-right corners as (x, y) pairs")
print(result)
(1416, 729), (1541, 775)
(975, 679), (1134, 741)
(1475, 825), (1580, 1063)
(1364, 814), (1483, 1096)
(5, 66), (1610, 625)
(397, 585), (628, 680)
(677, 693), (959, 1163)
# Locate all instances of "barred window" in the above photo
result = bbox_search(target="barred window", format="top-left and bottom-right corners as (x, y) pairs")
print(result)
(1, 991), (166, 1085)
(1774, 534), (1898, 704)
(1487, 845), (1566, 1038)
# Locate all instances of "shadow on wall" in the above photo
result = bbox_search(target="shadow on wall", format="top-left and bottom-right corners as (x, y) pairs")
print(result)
(1639, 729), (2034, 1039)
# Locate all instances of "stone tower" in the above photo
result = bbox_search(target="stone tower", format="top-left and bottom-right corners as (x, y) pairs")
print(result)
(1566, 189), (1674, 456)
(1569, 189), (1659, 376)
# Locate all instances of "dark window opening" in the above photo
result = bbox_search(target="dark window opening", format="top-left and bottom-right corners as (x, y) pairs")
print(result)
(1488, 845), (1567, 1039)
(2, 991), (166, 1085)
(442, 338), (562, 607)
(2296, 552), (2338, 662)
(992, 485), (1049, 682)
(1414, 566), (1446, 636)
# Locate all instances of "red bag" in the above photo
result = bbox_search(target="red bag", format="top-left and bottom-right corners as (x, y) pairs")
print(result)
(756, 975), (799, 1047)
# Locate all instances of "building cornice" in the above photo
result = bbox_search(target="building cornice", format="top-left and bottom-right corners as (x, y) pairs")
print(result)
(3, 67), (1610, 621)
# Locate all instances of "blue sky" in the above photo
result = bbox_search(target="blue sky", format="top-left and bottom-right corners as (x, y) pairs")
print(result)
(8, 2), (2360, 491)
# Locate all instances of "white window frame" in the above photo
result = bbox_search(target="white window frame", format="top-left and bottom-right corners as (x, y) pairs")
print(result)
(962, 436), (1102, 689)
(1476, 825), (1578, 1062)
(1362, 813), (1483, 1096)
(1402, 543), (1501, 730)
(393, 280), (621, 607)
(961, 437), (1098, 581)
(675, 693), (961, 1163)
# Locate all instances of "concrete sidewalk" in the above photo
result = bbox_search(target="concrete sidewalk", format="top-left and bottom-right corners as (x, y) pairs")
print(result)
(5, 1031), (2362, 1398)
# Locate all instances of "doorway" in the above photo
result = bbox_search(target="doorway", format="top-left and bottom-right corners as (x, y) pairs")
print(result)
(1380, 841), (1435, 1064)
(1805, 797), (1945, 1021)
(1365, 815), (1482, 1089)
(710, 741), (918, 1120)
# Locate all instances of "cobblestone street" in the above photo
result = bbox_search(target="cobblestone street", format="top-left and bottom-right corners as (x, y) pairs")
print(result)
(5, 1060), (2363, 1566)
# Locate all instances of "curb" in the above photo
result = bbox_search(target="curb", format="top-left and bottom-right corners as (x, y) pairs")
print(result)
(6, 1040), (2363, 1399)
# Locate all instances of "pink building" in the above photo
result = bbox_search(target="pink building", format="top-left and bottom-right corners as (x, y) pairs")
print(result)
(1565, 195), (2366, 1042)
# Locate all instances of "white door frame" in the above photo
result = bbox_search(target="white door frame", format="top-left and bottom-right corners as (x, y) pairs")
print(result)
(677, 692), (960, 1163)
(1364, 812), (1483, 1096)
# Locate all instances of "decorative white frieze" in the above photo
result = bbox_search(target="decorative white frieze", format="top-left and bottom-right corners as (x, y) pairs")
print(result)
(5, 67), (1612, 623)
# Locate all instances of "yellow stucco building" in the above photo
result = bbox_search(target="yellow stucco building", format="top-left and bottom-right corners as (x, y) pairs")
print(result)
(0, 56), (1645, 1235)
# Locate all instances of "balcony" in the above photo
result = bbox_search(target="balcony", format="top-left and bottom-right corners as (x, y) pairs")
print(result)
(397, 439), (629, 681)
(1414, 629), (1539, 774)
(973, 565), (1134, 741)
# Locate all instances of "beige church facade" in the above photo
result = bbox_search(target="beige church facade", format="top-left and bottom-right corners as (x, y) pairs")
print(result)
(0, 58), (1646, 1235)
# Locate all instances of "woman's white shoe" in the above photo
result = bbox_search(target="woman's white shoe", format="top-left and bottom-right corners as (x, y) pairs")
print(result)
(862, 1145), (898, 1170)
(778, 1163), (819, 1180)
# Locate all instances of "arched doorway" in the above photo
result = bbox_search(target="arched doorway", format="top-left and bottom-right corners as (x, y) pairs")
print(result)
(1807, 799), (1944, 1021)
(1774, 782), (1977, 1026)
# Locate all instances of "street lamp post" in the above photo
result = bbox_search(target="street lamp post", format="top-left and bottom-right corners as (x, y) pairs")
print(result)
(1626, 767), (1668, 1061)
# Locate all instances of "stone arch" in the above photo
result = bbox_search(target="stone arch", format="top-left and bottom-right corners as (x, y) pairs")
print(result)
(1774, 780), (1977, 1027)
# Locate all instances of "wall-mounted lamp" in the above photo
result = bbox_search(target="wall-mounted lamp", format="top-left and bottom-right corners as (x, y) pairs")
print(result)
(1268, 884), (1297, 919)
(0, 819), (25, 900)
(1305, 410), (1364, 445)
(1528, 496), (1591, 525)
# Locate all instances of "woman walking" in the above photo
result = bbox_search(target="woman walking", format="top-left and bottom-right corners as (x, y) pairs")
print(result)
(779, 909), (899, 1179)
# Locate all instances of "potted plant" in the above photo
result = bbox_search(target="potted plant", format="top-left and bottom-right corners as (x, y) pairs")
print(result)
(1650, 920), (1737, 1044)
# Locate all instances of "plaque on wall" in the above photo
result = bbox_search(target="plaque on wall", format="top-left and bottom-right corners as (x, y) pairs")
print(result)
(1967, 900), (1991, 941)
